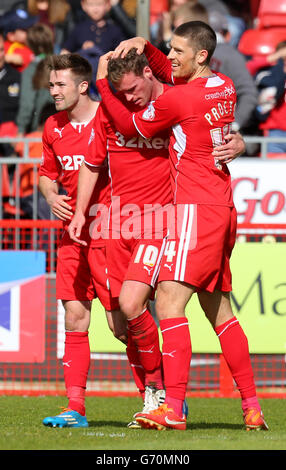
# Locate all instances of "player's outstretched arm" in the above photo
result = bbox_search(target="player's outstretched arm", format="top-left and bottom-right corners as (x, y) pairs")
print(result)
(39, 175), (73, 221)
(212, 132), (246, 164)
(68, 162), (100, 246)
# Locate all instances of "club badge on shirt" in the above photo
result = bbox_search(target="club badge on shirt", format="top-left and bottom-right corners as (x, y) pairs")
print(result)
(142, 101), (155, 121)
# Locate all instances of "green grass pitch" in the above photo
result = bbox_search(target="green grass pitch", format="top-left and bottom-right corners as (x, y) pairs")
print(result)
(0, 396), (285, 451)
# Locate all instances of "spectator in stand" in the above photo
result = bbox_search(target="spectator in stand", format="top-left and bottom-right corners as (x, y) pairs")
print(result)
(199, 0), (246, 47)
(65, 0), (87, 23)
(0, 28), (21, 151)
(15, 103), (54, 219)
(109, 0), (136, 39)
(0, 8), (36, 72)
(16, 22), (55, 136)
(150, 0), (190, 49)
(152, 1), (208, 53)
(151, 0), (247, 50)
(27, 0), (74, 53)
(251, 42), (286, 155)
(0, 27), (21, 217)
(206, 9), (258, 135)
(173, 1), (208, 25)
(61, 0), (127, 84)
(121, 0), (136, 19)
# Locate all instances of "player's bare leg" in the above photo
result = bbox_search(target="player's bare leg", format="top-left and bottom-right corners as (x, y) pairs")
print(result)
(136, 280), (192, 430)
(198, 290), (268, 431)
(105, 309), (128, 344)
(119, 280), (166, 427)
(43, 300), (91, 428)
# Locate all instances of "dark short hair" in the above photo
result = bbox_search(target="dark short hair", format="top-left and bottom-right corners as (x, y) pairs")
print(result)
(27, 23), (54, 56)
(174, 21), (217, 64)
(47, 53), (93, 85)
(107, 48), (150, 86)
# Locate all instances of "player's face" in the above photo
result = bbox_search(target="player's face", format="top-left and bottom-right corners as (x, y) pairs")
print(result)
(116, 70), (153, 108)
(167, 34), (199, 80)
(49, 69), (81, 111)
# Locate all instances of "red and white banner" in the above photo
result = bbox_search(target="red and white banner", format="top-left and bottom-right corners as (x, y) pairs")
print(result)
(0, 251), (46, 363)
(231, 158), (286, 224)
(0, 276), (46, 362)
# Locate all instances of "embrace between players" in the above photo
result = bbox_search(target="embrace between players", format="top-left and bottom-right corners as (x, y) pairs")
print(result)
(39, 20), (268, 431)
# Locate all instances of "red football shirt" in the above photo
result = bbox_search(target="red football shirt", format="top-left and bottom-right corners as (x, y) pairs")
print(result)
(133, 73), (236, 206)
(39, 110), (108, 244)
(85, 98), (172, 235)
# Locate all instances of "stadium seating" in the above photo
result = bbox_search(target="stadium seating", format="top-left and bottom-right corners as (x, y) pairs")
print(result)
(256, 0), (286, 28)
(0, 164), (22, 217)
(238, 27), (286, 57)
(150, 0), (168, 25)
(1, 164), (11, 199)
(266, 152), (286, 159)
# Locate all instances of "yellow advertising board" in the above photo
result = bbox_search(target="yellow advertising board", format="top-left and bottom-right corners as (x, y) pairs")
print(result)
(89, 243), (286, 354)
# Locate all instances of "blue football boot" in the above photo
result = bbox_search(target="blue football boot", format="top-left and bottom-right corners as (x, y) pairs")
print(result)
(182, 399), (189, 419)
(42, 408), (88, 428)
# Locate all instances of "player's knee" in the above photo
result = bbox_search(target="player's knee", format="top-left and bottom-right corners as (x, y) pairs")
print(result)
(155, 297), (171, 320)
(63, 300), (91, 331)
(119, 296), (144, 319)
(154, 285), (172, 319)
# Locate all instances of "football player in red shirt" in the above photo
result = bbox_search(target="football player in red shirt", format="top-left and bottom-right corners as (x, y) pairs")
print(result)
(68, 51), (171, 427)
(69, 43), (250, 429)
(94, 22), (268, 432)
(39, 53), (122, 428)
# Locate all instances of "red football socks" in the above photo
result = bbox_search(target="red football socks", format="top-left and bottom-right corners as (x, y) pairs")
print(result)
(127, 309), (163, 390)
(126, 334), (145, 398)
(63, 331), (90, 416)
(160, 317), (191, 417)
(215, 317), (257, 401)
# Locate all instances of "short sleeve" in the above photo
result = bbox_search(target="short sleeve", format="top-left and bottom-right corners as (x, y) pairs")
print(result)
(39, 121), (62, 180)
(84, 105), (108, 167)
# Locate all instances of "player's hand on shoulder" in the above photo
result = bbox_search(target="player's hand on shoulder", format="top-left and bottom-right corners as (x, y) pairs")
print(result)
(67, 211), (87, 246)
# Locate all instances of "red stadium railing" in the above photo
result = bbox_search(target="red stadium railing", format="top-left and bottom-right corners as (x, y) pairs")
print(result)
(0, 219), (285, 398)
